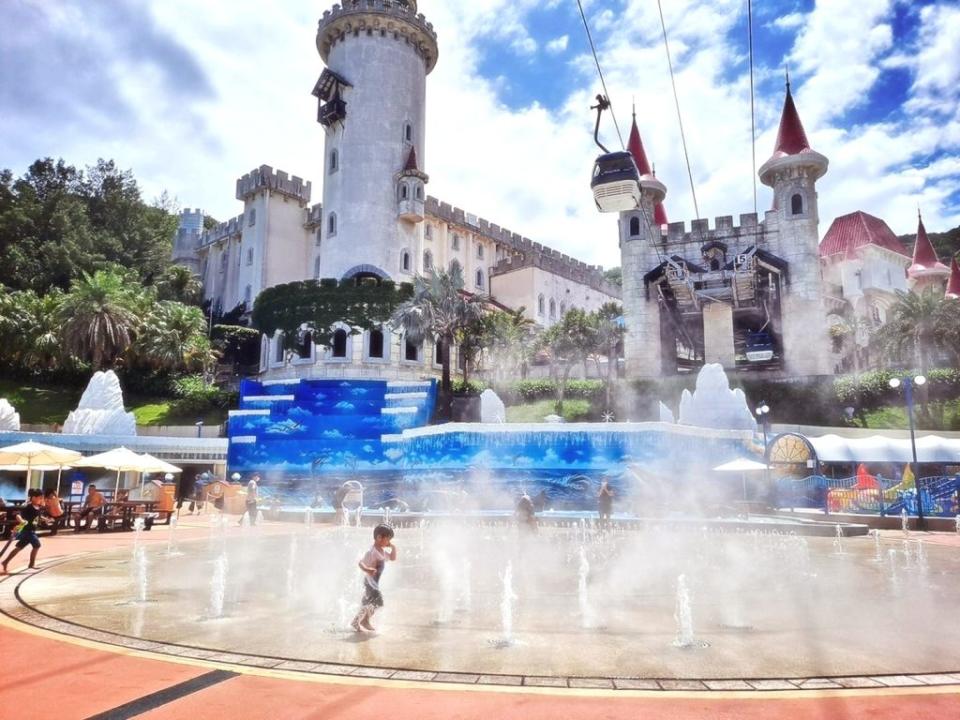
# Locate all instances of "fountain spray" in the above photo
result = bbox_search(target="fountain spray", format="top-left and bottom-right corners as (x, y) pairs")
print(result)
(578, 546), (595, 628)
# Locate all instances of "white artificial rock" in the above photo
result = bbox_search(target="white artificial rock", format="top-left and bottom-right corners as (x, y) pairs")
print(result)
(62, 370), (137, 436)
(0, 399), (20, 431)
(658, 402), (676, 424)
(480, 389), (506, 423)
(677, 363), (757, 432)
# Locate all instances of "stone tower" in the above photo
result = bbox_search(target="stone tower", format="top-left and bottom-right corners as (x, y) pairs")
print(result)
(758, 81), (832, 376)
(172, 208), (204, 274)
(620, 115), (668, 378)
(313, 0), (438, 281)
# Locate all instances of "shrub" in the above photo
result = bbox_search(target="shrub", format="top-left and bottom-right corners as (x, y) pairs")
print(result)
(170, 375), (235, 415)
(452, 379), (486, 395)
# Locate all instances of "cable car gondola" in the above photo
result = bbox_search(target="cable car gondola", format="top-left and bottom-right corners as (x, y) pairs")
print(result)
(588, 95), (642, 213)
(745, 331), (774, 362)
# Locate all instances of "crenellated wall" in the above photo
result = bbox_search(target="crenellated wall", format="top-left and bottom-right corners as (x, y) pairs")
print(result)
(235, 165), (312, 205)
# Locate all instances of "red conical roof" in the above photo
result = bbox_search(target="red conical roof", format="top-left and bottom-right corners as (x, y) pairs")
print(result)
(627, 115), (652, 176)
(771, 83), (811, 157)
(947, 256), (960, 300)
(908, 212), (949, 277)
(403, 146), (420, 172)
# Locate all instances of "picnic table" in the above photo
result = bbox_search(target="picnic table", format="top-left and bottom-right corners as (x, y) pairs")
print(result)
(62, 500), (173, 533)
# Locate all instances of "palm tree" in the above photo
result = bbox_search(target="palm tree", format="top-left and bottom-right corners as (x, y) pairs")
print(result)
(874, 288), (956, 372)
(20, 289), (65, 371)
(391, 262), (485, 417)
(137, 300), (213, 372)
(156, 265), (204, 306)
(58, 269), (141, 368)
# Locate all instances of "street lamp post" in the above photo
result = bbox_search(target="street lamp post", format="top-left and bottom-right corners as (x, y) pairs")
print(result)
(755, 401), (771, 505)
(889, 375), (926, 530)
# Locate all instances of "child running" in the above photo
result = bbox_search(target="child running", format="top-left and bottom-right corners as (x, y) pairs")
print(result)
(2, 489), (46, 574)
(351, 523), (398, 633)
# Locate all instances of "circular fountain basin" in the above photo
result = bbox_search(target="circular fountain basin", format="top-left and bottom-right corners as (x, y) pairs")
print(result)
(15, 524), (960, 680)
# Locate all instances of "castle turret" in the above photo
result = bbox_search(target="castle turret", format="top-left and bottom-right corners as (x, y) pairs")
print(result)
(907, 211), (950, 290)
(759, 80), (831, 376)
(620, 114), (668, 377)
(946, 256), (960, 300)
(314, 0), (438, 281)
(172, 208), (204, 274)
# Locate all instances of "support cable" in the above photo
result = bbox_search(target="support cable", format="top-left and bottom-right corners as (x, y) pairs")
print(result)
(747, 0), (758, 214)
(576, 0), (624, 149)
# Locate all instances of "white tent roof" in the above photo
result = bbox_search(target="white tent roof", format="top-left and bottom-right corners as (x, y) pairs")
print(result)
(807, 434), (960, 464)
(713, 458), (769, 472)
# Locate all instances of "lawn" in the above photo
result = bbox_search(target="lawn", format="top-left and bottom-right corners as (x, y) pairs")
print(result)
(505, 398), (593, 423)
(0, 379), (227, 427)
(860, 399), (960, 432)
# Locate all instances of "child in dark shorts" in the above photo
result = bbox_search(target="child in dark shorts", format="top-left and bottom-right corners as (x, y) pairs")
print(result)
(2, 489), (45, 574)
(351, 524), (398, 633)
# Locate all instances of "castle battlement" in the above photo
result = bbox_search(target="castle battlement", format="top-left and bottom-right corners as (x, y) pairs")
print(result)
(490, 253), (620, 299)
(199, 214), (245, 248)
(236, 165), (312, 204)
(658, 211), (781, 247)
(304, 202), (324, 227)
(318, 1), (438, 73)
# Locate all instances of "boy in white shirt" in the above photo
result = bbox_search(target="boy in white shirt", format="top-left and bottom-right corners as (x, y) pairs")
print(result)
(351, 524), (398, 633)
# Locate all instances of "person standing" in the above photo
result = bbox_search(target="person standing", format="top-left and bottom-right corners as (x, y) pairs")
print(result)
(351, 524), (398, 633)
(238, 474), (260, 526)
(598, 479), (614, 527)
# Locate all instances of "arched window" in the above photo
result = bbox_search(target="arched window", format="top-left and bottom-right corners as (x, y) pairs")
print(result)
(560, 302), (566, 315)
(400, 250), (411, 272)
(451, 234), (460, 251)
(400, 184), (409, 200)
(332, 328), (348, 358)
(314, 256), (322, 279)
(243, 285), (252, 307)
(220, 253), (228, 273)
(404, 123), (413, 143)
(415, 185), (423, 200)
(327, 212), (337, 236)
(298, 331), (313, 359)
(315, 229), (322, 246)
(404, 338), (419, 361)
(274, 334), (285, 363)
(368, 329), (385, 359)
(549, 299), (556, 319)
(425, 224), (432, 240)
(329, 149), (338, 174)
(538, 294), (545, 315)
(423, 250), (433, 271)
(475, 269), (484, 289)
(246, 248), (254, 266)
(629, 216), (640, 236)
(248, 208), (256, 227)
(710, 258), (720, 271)
(434, 341), (444, 365)
(791, 193), (803, 215)
(477, 243), (484, 259)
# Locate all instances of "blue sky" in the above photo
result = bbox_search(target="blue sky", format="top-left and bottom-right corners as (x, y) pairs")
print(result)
(1, 0), (958, 269)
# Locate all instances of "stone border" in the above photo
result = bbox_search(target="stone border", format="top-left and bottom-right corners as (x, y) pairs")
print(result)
(2, 562), (958, 693)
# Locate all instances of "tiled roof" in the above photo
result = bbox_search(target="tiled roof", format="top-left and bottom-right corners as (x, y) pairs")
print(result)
(947, 256), (960, 299)
(908, 213), (949, 277)
(770, 84), (812, 158)
(819, 211), (910, 259)
(403, 146), (419, 172)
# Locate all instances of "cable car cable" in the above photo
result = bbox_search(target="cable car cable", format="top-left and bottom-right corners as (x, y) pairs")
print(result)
(747, 0), (757, 215)
(576, 0), (624, 149)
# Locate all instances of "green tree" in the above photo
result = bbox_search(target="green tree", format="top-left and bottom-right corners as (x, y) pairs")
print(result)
(593, 302), (624, 412)
(390, 262), (485, 417)
(136, 301), (214, 373)
(603, 266), (622, 287)
(156, 265), (203, 306)
(480, 307), (537, 386)
(538, 308), (597, 414)
(874, 288), (959, 372)
(58, 268), (143, 368)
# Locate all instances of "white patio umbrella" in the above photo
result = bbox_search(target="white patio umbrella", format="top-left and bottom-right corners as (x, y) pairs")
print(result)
(0, 465), (74, 496)
(138, 454), (182, 475)
(713, 457), (770, 502)
(0, 441), (82, 497)
(75, 447), (158, 497)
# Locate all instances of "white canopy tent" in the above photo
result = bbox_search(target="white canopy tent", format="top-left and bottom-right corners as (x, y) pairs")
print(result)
(713, 457), (770, 502)
(806, 435), (960, 465)
(0, 441), (83, 497)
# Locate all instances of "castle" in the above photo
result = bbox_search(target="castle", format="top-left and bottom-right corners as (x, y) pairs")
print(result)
(174, 0), (960, 382)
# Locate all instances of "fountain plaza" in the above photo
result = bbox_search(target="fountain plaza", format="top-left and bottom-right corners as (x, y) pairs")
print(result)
(1, 370), (959, 718)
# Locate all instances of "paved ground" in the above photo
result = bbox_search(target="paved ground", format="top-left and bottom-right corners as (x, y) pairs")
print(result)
(1, 518), (958, 719)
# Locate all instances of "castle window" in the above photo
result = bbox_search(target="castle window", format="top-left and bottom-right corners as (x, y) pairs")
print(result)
(629, 216), (640, 237)
(452, 234), (460, 251)
(274, 334), (284, 363)
(560, 302), (566, 315)
(315, 229), (322, 246)
(549, 299), (557, 319)
(791, 193), (803, 215)
(477, 243), (484, 260)
(246, 248), (254, 266)
(327, 212), (337, 236)
(314, 256), (322, 279)
(401, 250), (411, 272)
(368, 329), (385, 359)
(425, 224), (432, 240)
(423, 250), (433, 271)
(538, 294), (545, 315)
(404, 123), (413, 143)
(243, 285), (252, 307)
(248, 208), (256, 227)
(434, 341), (444, 365)
(404, 338), (419, 361)
(220, 253), (228, 273)
(475, 269), (484, 289)
(710, 258), (720, 271)
(415, 185), (423, 200)
(329, 150), (338, 174)
(332, 328), (348, 358)
(400, 184), (409, 200)
(298, 331), (313, 360)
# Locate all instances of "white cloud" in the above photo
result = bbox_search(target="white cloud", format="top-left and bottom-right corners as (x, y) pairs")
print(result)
(545, 35), (569, 55)
(771, 12), (805, 31)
